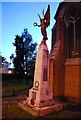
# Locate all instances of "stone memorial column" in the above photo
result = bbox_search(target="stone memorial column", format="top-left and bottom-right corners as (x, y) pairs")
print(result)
(28, 40), (53, 107)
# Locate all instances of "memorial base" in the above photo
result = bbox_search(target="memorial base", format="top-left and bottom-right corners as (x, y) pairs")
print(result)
(18, 100), (63, 117)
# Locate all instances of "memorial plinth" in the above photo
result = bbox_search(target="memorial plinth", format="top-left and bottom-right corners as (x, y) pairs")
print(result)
(18, 40), (63, 116)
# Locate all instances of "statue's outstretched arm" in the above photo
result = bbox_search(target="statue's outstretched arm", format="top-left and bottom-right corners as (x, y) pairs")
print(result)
(37, 14), (41, 22)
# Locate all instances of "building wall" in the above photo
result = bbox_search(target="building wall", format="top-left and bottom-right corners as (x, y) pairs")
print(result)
(79, 65), (81, 102)
(50, 2), (81, 103)
(0, 68), (8, 74)
(65, 59), (81, 103)
(49, 18), (65, 98)
(0, 67), (14, 74)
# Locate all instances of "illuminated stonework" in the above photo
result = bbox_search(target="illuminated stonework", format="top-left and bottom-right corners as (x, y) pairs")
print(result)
(50, 2), (81, 103)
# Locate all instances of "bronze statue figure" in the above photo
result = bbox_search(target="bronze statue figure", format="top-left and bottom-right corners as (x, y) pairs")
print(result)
(33, 5), (50, 40)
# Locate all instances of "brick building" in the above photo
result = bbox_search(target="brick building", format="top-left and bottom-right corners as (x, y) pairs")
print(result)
(0, 55), (14, 74)
(49, 2), (81, 103)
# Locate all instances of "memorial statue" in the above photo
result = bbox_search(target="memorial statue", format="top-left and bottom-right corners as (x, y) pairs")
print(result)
(33, 5), (50, 40)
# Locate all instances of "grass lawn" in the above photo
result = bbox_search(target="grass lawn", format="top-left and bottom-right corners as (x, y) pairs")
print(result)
(8, 105), (35, 118)
(2, 85), (29, 97)
(2, 80), (33, 97)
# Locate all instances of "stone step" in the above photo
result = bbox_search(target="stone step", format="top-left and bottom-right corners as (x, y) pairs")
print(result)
(18, 101), (63, 117)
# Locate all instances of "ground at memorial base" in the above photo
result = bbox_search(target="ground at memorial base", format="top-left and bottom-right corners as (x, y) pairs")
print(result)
(18, 100), (63, 117)
(2, 95), (81, 119)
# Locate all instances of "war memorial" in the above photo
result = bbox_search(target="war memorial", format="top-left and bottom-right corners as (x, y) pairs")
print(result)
(19, 2), (81, 116)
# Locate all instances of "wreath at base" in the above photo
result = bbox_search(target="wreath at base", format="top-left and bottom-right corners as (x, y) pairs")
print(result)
(30, 98), (34, 105)
(35, 81), (39, 88)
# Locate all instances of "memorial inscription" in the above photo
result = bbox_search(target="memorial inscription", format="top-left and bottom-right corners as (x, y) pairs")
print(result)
(43, 66), (48, 81)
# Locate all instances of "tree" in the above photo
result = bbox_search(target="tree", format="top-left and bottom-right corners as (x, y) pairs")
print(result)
(2, 56), (9, 68)
(2, 57), (6, 65)
(10, 54), (14, 64)
(13, 29), (37, 83)
(13, 35), (24, 79)
(22, 29), (37, 83)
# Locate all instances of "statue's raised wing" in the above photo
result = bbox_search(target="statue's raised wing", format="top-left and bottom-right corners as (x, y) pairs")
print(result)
(44, 5), (50, 27)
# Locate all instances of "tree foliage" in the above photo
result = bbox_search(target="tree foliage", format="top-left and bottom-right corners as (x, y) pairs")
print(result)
(13, 35), (24, 78)
(1, 56), (9, 68)
(13, 29), (37, 81)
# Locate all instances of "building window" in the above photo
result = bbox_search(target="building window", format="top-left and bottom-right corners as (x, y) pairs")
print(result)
(65, 7), (81, 58)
